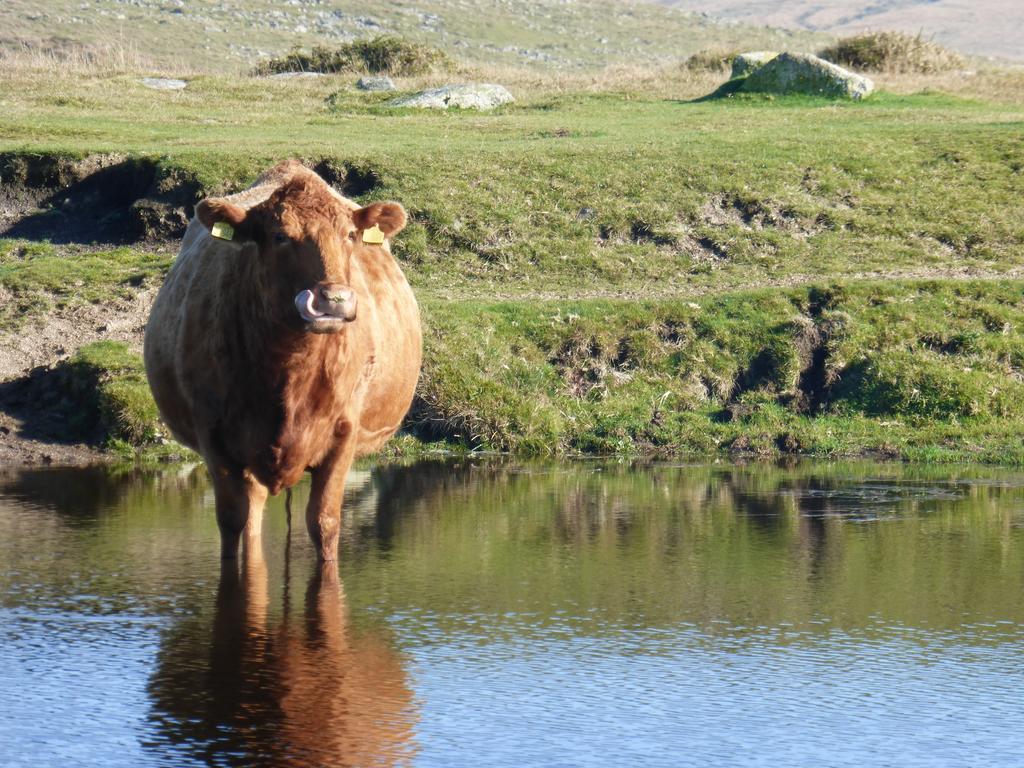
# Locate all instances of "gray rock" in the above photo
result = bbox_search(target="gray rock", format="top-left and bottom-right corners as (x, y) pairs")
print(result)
(389, 84), (514, 110)
(141, 77), (187, 91)
(267, 71), (324, 80)
(356, 75), (396, 92)
(742, 52), (874, 100)
(730, 51), (777, 80)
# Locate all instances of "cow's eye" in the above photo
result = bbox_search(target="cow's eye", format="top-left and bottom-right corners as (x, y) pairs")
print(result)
(273, 232), (288, 245)
(347, 231), (358, 242)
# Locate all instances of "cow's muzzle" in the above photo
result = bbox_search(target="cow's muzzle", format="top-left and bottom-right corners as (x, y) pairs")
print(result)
(294, 283), (357, 333)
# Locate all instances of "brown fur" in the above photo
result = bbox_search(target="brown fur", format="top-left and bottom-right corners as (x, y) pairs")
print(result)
(144, 161), (422, 561)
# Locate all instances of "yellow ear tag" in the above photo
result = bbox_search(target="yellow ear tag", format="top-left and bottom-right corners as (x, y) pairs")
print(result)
(362, 224), (385, 245)
(211, 221), (234, 241)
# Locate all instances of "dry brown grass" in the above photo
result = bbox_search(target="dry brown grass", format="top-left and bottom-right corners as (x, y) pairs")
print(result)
(871, 67), (1024, 106)
(0, 45), (727, 102)
(0, 38), (193, 77)
(683, 49), (740, 73)
(410, 60), (1024, 103)
(1, 40), (1021, 106)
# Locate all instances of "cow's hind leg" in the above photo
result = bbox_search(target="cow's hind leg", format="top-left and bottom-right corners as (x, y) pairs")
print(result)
(307, 431), (357, 563)
(209, 463), (269, 560)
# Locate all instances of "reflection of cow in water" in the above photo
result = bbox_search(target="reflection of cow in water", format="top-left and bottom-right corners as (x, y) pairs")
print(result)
(146, 538), (417, 767)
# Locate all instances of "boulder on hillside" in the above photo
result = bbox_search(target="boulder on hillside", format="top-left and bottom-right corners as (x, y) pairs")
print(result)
(389, 84), (514, 110)
(742, 52), (874, 100)
(357, 75), (396, 92)
(140, 77), (187, 91)
(731, 51), (777, 79)
(267, 71), (324, 80)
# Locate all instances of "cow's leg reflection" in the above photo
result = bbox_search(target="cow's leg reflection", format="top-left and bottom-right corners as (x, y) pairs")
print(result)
(209, 463), (269, 560)
(191, 524), (417, 766)
(301, 564), (347, 678)
(240, 526), (269, 633)
(306, 430), (356, 562)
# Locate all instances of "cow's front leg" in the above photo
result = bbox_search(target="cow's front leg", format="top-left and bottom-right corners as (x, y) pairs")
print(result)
(208, 462), (269, 560)
(307, 428), (357, 562)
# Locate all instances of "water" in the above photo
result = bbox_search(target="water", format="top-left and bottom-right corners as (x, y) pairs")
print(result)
(1, 460), (1023, 767)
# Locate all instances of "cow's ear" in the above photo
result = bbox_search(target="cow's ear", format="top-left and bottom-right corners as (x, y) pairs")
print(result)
(196, 198), (248, 240)
(353, 202), (407, 238)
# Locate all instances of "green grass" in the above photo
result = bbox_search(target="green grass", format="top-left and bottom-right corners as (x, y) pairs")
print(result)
(0, 240), (173, 334)
(26, 280), (1024, 465)
(2, 61), (1024, 463)
(68, 341), (157, 443)
(413, 281), (1024, 463)
(59, 341), (193, 462)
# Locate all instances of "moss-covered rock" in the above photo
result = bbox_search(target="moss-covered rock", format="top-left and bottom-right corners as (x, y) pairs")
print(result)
(742, 52), (874, 100)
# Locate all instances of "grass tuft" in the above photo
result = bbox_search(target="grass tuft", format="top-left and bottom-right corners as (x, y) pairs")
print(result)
(684, 49), (740, 73)
(819, 32), (966, 74)
(252, 36), (449, 77)
(69, 342), (162, 445)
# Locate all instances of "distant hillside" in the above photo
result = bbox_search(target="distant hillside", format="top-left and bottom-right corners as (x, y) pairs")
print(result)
(658, 0), (1023, 61)
(0, 0), (825, 73)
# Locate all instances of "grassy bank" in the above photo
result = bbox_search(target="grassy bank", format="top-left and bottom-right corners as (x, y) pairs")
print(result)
(10, 279), (1024, 464)
(1, 61), (1023, 463)
(416, 280), (1024, 463)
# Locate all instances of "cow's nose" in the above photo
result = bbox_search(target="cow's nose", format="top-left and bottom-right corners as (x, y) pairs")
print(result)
(319, 283), (353, 303)
(317, 283), (357, 320)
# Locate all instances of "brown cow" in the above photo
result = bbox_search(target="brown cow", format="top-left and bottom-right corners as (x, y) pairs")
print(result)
(144, 160), (421, 561)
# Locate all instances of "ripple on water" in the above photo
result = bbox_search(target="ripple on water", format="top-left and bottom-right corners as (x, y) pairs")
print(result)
(404, 622), (1024, 767)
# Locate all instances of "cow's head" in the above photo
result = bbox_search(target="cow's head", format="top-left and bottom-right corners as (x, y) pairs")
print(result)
(196, 177), (406, 334)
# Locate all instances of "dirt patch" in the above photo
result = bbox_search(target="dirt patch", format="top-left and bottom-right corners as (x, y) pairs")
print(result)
(919, 330), (979, 356)
(0, 152), (203, 244)
(551, 332), (608, 398)
(0, 286), (154, 465)
(0, 363), (108, 466)
(724, 291), (847, 417)
(310, 159), (382, 198)
(597, 218), (731, 264)
(681, 233), (730, 262)
(0, 287), (154, 381)
(0, 152), (395, 247)
(702, 194), (826, 236)
(629, 220), (676, 247)
(549, 331), (638, 400)
(0, 415), (106, 465)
